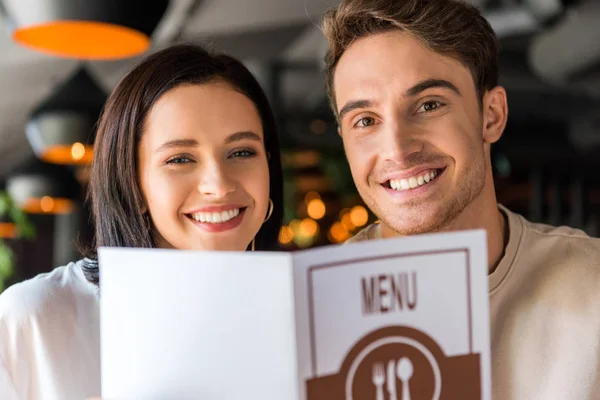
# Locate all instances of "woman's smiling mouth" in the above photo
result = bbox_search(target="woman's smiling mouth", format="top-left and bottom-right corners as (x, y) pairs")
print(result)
(185, 206), (248, 232)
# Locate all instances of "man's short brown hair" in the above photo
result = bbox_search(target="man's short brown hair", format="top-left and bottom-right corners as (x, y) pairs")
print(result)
(322, 0), (500, 115)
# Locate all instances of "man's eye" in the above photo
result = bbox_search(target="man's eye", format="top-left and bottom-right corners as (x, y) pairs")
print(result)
(417, 101), (443, 113)
(355, 117), (376, 128)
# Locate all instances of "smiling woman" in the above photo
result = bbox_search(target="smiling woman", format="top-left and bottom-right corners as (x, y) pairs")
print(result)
(0, 44), (284, 399)
(87, 45), (284, 277)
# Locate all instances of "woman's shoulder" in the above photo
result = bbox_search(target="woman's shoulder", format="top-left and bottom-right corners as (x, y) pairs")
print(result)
(0, 260), (97, 326)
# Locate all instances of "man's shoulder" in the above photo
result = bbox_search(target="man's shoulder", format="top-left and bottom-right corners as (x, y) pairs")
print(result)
(0, 261), (91, 326)
(518, 213), (600, 260)
(345, 223), (382, 243)
(507, 210), (600, 304)
(523, 213), (594, 239)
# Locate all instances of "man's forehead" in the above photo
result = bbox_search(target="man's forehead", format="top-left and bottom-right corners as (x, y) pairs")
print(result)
(332, 31), (471, 103)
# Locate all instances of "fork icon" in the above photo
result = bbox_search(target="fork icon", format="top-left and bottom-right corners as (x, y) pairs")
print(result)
(372, 363), (385, 400)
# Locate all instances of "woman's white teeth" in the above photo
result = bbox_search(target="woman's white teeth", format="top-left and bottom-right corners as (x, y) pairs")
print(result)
(389, 170), (438, 191)
(191, 208), (240, 223)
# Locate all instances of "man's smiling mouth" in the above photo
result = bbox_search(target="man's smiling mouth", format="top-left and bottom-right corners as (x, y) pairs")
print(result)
(382, 168), (445, 192)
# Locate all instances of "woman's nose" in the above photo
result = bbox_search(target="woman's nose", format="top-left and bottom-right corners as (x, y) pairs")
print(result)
(196, 162), (236, 198)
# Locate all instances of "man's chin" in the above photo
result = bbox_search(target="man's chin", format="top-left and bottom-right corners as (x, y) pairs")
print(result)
(379, 209), (453, 237)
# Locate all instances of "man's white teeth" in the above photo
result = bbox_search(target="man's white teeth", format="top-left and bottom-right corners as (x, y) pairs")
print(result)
(389, 170), (438, 191)
(191, 208), (240, 223)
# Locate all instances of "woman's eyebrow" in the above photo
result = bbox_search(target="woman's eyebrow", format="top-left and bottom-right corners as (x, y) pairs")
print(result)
(155, 138), (199, 153)
(224, 131), (262, 144)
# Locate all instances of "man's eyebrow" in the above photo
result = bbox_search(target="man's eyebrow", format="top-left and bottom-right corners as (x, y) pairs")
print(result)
(338, 100), (373, 121)
(405, 79), (461, 97)
(155, 138), (199, 153)
(224, 131), (262, 144)
(337, 79), (460, 120)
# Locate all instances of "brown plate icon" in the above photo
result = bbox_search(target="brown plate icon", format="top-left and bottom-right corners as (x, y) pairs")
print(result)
(306, 326), (481, 400)
(347, 336), (441, 400)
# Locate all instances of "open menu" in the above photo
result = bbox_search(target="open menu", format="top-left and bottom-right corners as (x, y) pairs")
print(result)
(99, 229), (490, 400)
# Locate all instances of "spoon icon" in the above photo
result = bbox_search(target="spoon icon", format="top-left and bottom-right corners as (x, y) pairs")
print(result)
(396, 357), (414, 400)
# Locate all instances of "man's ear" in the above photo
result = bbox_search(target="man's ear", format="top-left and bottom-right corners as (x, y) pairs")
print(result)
(482, 86), (508, 145)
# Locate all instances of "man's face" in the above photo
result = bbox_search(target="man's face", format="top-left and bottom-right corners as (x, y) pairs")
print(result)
(333, 31), (499, 236)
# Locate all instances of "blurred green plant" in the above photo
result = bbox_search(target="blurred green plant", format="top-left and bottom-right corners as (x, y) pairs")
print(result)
(0, 191), (36, 293)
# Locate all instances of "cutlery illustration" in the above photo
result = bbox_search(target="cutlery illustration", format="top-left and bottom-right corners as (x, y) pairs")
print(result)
(387, 359), (398, 400)
(396, 357), (414, 400)
(372, 362), (385, 400)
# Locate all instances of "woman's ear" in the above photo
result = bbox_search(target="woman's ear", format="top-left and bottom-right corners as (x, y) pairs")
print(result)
(137, 189), (148, 214)
(138, 198), (147, 214)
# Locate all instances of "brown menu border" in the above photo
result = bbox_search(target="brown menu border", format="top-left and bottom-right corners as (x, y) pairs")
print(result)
(306, 247), (472, 375)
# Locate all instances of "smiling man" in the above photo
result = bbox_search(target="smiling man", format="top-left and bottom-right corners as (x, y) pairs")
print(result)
(322, 0), (600, 398)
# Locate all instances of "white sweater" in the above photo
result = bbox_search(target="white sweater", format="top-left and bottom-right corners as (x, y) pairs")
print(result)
(0, 260), (100, 400)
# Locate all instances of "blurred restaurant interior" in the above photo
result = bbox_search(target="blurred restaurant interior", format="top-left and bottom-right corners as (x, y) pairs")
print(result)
(0, 0), (598, 291)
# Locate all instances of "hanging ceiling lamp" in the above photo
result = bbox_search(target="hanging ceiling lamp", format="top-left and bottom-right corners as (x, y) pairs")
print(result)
(1, 0), (169, 59)
(26, 67), (105, 166)
(6, 159), (80, 215)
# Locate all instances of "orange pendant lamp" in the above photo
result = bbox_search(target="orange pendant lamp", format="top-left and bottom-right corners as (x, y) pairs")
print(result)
(26, 67), (105, 166)
(1, 0), (169, 59)
(6, 159), (80, 215)
(0, 183), (17, 239)
(0, 217), (17, 239)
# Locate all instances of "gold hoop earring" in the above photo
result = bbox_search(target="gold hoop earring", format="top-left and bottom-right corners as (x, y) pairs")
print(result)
(251, 199), (274, 252)
(264, 198), (274, 223)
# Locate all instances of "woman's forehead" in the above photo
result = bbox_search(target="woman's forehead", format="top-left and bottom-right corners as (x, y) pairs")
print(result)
(143, 82), (265, 146)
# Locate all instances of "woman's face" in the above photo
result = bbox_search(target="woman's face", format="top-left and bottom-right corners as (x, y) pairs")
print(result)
(138, 81), (271, 251)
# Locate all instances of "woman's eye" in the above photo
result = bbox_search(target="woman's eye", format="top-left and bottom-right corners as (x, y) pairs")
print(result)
(417, 101), (443, 113)
(166, 156), (192, 165)
(355, 117), (376, 128)
(230, 149), (256, 158)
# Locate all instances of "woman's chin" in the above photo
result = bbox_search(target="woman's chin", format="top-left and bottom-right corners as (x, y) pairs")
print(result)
(160, 227), (256, 252)
(183, 237), (251, 252)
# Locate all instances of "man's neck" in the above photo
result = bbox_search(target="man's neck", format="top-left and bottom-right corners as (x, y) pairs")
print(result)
(380, 190), (507, 274)
(451, 195), (507, 274)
